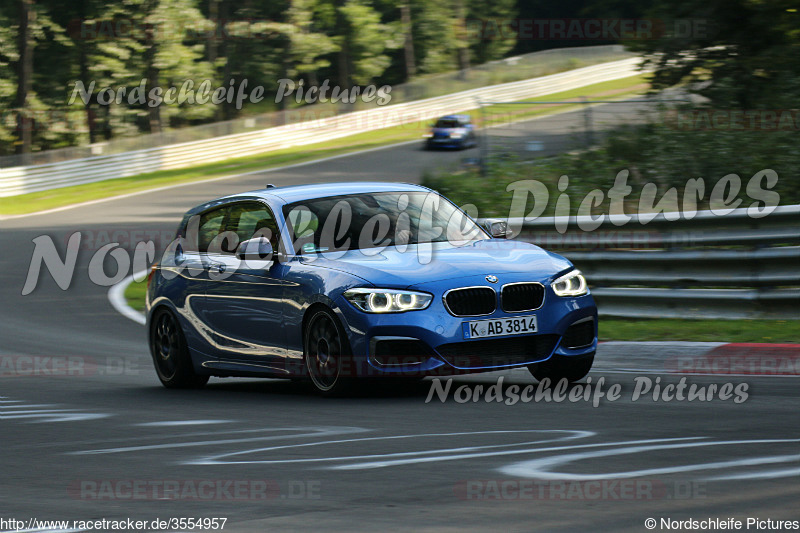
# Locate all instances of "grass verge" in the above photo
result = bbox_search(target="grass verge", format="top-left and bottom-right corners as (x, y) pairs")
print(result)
(124, 278), (796, 343)
(600, 318), (799, 343)
(125, 280), (148, 313)
(1, 74), (647, 217)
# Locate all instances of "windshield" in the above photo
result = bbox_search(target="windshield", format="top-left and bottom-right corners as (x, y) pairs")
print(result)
(283, 191), (488, 254)
(434, 119), (460, 128)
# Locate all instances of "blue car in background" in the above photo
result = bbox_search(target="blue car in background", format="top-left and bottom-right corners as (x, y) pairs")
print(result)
(146, 182), (597, 395)
(423, 114), (477, 150)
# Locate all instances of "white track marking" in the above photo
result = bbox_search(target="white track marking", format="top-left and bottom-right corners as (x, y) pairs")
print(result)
(0, 412), (109, 422)
(57, 419), (800, 485)
(186, 429), (595, 466)
(70, 426), (368, 455)
(0, 409), (76, 415)
(708, 466), (800, 481)
(498, 438), (800, 480)
(0, 404), (57, 409)
(135, 420), (234, 427)
(107, 269), (148, 325)
(329, 437), (702, 471)
(0, 398), (109, 423)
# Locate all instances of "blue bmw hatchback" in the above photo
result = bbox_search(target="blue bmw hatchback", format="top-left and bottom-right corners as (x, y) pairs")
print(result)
(146, 182), (597, 395)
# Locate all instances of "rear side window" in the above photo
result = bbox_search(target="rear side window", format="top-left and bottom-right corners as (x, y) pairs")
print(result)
(197, 207), (227, 253)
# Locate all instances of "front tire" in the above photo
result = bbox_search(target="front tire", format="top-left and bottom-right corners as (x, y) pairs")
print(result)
(149, 308), (209, 389)
(529, 353), (594, 383)
(304, 308), (355, 396)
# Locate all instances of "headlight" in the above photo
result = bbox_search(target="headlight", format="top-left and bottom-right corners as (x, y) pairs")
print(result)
(422, 132), (433, 138)
(344, 288), (433, 313)
(450, 130), (465, 139)
(551, 270), (588, 297)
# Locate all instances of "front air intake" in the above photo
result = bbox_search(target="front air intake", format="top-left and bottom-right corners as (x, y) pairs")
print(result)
(444, 287), (496, 316)
(501, 283), (545, 312)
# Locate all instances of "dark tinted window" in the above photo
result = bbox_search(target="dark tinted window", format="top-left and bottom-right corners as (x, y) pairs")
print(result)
(226, 202), (278, 249)
(283, 191), (487, 254)
(435, 119), (459, 128)
(197, 207), (227, 253)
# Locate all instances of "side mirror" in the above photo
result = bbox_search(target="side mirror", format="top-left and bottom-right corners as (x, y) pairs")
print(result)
(483, 219), (509, 239)
(236, 237), (274, 261)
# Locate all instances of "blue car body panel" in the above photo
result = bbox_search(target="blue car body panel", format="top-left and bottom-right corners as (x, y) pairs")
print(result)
(147, 182), (597, 380)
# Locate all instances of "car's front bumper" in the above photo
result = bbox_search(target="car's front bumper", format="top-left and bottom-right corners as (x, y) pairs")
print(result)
(334, 282), (597, 377)
(426, 137), (466, 149)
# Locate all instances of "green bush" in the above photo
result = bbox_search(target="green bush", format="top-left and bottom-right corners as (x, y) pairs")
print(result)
(424, 115), (800, 217)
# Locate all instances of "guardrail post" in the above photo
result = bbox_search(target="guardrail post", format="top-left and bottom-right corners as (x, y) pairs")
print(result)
(581, 96), (594, 147)
(476, 97), (488, 177)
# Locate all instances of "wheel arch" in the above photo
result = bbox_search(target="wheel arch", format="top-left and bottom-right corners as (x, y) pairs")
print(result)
(301, 300), (351, 350)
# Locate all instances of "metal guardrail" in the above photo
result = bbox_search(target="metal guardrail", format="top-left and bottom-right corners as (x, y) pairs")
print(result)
(501, 205), (800, 319)
(0, 58), (642, 198)
(0, 45), (632, 170)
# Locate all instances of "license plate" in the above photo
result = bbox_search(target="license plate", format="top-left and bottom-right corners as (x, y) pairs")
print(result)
(462, 315), (537, 339)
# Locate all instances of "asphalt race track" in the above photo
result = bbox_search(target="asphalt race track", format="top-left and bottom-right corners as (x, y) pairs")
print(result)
(2, 110), (799, 532)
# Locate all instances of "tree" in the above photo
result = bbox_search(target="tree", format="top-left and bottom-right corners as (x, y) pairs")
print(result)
(211, 0), (290, 118)
(0, 4), (19, 155)
(285, 0), (339, 85)
(3, 0), (79, 154)
(631, 0), (800, 109)
(404, 1), (457, 75)
(14, 0), (34, 154)
(84, 0), (215, 133)
(338, 0), (401, 86)
(400, 3), (415, 79)
(466, 0), (516, 65)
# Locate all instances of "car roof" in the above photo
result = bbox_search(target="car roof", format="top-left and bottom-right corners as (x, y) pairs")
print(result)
(438, 114), (471, 123)
(221, 181), (432, 205)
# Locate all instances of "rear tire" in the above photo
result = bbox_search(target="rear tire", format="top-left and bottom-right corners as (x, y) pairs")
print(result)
(529, 353), (594, 384)
(304, 308), (356, 396)
(149, 308), (209, 389)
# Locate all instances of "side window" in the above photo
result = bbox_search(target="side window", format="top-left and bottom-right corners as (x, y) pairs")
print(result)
(285, 205), (320, 253)
(198, 207), (227, 253)
(226, 202), (279, 250)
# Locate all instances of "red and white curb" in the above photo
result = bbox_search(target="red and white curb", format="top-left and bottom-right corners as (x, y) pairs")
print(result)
(597, 341), (800, 376)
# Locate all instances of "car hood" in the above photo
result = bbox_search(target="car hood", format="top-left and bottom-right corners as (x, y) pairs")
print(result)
(302, 239), (572, 288)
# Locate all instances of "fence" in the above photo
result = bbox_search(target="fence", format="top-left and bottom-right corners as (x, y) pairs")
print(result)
(477, 95), (687, 162)
(0, 53), (642, 198)
(498, 205), (800, 319)
(0, 45), (633, 170)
